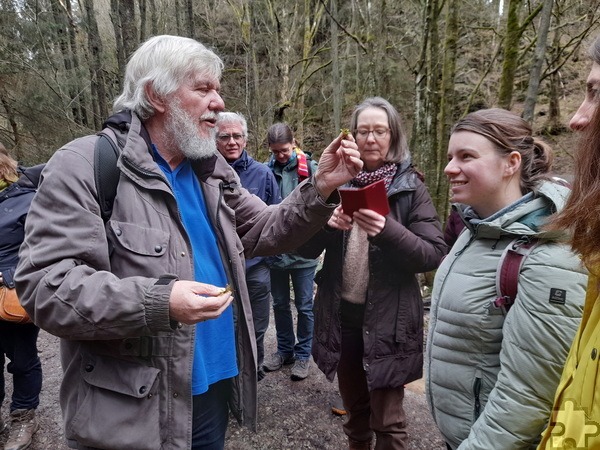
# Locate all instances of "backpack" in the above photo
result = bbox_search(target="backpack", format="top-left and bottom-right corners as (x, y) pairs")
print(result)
(492, 236), (539, 313)
(93, 132), (121, 223)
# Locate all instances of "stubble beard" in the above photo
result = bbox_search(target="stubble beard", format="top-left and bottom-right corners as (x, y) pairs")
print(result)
(165, 102), (217, 160)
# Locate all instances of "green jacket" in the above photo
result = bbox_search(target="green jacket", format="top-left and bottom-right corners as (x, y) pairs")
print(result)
(426, 181), (587, 450)
(268, 154), (320, 270)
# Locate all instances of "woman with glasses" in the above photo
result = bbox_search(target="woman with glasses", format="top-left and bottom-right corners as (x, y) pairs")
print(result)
(425, 108), (586, 449)
(298, 97), (447, 449)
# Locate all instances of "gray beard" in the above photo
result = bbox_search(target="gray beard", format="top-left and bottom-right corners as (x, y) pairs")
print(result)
(165, 104), (217, 160)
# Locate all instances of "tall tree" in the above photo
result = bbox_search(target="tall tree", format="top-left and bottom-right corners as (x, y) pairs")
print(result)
(330, 0), (341, 131)
(498, 0), (543, 109)
(522, 0), (554, 123)
(434, 0), (459, 218)
(83, 0), (109, 128)
(412, 0), (442, 192)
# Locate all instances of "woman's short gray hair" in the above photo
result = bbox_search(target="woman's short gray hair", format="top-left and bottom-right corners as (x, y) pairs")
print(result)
(113, 35), (223, 119)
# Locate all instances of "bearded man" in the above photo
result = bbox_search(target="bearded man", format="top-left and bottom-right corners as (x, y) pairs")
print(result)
(14, 35), (362, 450)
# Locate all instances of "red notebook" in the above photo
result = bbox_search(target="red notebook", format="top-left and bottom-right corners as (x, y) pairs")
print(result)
(338, 179), (390, 216)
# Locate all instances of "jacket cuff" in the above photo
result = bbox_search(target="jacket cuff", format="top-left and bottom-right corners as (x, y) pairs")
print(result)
(144, 275), (179, 331)
(303, 176), (341, 207)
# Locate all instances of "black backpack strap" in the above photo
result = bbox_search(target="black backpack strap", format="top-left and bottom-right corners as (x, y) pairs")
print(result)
(94, 132), (121, 223)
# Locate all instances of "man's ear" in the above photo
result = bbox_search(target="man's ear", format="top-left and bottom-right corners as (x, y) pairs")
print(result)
(145, 82), (166, 114)
(505, 151), (522, 176)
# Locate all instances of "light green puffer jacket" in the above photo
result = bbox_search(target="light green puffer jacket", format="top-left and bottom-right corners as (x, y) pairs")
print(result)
(425, 181), (588, 450)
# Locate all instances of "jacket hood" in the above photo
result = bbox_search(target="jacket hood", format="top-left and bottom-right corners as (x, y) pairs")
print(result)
(458, 180), (570, 240)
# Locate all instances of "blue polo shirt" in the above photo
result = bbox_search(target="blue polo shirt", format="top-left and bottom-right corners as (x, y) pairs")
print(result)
(154, 147), (238, 395)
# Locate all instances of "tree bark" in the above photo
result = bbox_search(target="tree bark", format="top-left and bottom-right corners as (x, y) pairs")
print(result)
(84, 0), (109, 128)
(434, 0), (458, 218)
(186, 0), (195, 37)
(119, 0), (138, 61)
(110, 0), (127, 78)
(522, 0), (554, 123)
(331, 0), (341, 131)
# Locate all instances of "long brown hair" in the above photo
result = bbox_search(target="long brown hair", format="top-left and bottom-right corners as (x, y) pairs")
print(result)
(550, 103), (600, 266)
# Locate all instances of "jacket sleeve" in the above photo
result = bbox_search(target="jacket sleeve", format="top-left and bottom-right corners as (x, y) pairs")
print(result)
(370, 180), (448, 273)
(14, 141), (175, 340)
(266, 170), (282, 206)
(457, 242), (587, 450)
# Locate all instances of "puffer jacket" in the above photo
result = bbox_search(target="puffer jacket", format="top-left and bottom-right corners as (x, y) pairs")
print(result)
(268, 153), (320, 270)
(298, 161), (447, 389)
(15, 112), (337, 450)
(426, 181), (587, 450)
(538, 268), (600, 449)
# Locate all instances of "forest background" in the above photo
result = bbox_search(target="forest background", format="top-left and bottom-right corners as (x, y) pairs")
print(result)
(0, 0), (599, 219)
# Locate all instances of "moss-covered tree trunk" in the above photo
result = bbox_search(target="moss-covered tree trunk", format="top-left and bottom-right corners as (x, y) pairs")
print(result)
(498, 0), (522, 110)
(434, 0), (459, 220)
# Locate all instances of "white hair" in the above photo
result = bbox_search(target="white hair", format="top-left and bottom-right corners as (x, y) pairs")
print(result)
(113, 35), (223, 119)
(216, 112), (248, 136)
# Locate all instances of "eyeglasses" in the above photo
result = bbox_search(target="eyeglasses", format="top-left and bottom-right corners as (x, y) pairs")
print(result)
(271, 148), (292, 156)
(355, 128), (390, 141)
(217, 133), (245, 143)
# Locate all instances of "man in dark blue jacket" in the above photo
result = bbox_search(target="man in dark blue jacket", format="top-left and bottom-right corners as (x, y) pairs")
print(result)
(216, 112), (282, 380)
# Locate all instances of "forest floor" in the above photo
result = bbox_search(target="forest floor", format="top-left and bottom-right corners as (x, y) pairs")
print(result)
(0, 309), (446, 450)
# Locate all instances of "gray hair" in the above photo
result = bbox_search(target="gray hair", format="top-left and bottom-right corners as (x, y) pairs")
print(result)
(349, 97), (410, 164)
(216, 112), (248, 136)
(113, 35), (223, 119)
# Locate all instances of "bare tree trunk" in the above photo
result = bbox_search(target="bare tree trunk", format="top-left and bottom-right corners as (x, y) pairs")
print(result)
(140, 0), (147, 41)
(66, 0), (89, 127)
(174, 0), (183, 35)
(50, 0), (82, 125)
(412, 0), (444, 217)
(522, 0), (553, 123)
(0, 87), (21, 158)
(149, 0), (158, 35)
(186, 0), (195, 37)
(110, 0), (127, 78)
(498, 0), (543, 109)
(119, 0), (138, 61)
(331, 0), (341, 131)
(435, 0), (459, 218)
(84, 0), (109, 128)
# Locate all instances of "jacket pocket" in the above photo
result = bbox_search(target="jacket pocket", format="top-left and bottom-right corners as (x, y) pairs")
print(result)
(68, 354), (162, 449)
(109, 221), (169, 256)
(108, 221), (171, 277)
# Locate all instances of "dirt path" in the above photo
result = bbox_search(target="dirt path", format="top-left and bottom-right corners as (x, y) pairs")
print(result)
(2, 319), (445, 449)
